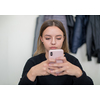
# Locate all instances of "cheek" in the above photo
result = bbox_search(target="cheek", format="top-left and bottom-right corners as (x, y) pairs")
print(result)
(43, 40), (50, 48)
(57, 40), (64, 48)
(57, 40), (63, 45)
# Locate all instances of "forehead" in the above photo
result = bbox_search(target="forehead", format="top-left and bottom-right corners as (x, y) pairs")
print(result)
(43, 26), (63, 36)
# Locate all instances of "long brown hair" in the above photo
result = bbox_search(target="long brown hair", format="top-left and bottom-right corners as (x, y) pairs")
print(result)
(33, 19), (69, 56)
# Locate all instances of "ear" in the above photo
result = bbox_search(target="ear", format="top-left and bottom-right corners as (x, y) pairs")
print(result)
(40, 36), (43, 42)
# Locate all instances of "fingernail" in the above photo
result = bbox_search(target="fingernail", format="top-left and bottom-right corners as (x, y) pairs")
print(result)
(51, 70), (54, 73)
(49, 64), (52, 66)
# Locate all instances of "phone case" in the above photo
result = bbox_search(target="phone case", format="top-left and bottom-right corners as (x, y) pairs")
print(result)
(49, 49), (64, 63)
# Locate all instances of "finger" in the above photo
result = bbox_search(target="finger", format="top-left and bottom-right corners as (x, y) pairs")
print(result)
(46, 67), (58, 73)
(51, 71), (65, 76)
(50, 67), (65, 74)
(46, 68), (58, 76)
(57, 71), (67, 76)
(48, 67), (59, 70)
(56, 56), (67, 63)
(48, 66), (63, 69)
(49, 63), (63, 67)
(47, 58), (56, 63)
(46, 68), (52, 74)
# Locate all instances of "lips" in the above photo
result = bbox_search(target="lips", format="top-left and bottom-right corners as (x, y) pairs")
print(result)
(50, 47), (57, 49)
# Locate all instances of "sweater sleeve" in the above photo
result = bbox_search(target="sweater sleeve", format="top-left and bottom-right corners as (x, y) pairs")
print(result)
(72, 58), (94, 85)
(18, 58), (37, 85)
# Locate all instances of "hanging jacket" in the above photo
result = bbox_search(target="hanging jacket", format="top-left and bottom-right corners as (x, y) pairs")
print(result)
(32, 15), (45, 56)
(71, 15), (89, 53)
(66, 15), (75, 51)
(86, 15), (100, 63)
(44, 15), (69, 43)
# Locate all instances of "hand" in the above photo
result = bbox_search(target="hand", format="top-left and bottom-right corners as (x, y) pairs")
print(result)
(48, 57), (83, 78)
(27, 59), (57, 81)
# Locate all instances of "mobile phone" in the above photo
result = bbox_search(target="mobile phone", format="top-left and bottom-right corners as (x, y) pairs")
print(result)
(48, 49), (64, 63)
(48, 49), (64, 74)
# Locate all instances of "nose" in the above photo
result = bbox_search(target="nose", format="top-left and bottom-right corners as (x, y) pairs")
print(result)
(51, 37), (56, 45)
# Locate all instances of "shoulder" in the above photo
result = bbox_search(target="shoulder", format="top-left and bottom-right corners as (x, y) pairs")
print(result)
(27, 53), (46, 64)
(64, 52), (83, 70)
(64, 52), (79, 64)
(64, 52), (78, 60)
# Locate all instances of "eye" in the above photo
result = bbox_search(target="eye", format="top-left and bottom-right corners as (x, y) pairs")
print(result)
(57, 38), (61, 40)
(46, 38), (51, 40)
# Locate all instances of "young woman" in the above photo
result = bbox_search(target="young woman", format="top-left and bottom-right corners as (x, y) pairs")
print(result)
(19, 20), (93, 85)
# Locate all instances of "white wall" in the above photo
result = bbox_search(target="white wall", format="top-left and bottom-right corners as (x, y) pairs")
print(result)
(0, 15), (38, 84)
(0, 15), (100, 85)
(71, 44), (100, 85)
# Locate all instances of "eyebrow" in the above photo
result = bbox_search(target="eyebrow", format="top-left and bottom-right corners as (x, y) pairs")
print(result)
(44, 35), (62, 37)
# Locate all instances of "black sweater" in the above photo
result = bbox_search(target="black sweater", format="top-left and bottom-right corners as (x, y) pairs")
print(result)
(18, 53), (93, 85)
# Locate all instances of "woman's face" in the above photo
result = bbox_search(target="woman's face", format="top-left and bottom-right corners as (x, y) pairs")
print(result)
(40, 26), (64, 53)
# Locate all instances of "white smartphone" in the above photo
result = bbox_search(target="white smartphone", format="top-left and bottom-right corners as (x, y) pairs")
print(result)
(48, 49), (64, 63)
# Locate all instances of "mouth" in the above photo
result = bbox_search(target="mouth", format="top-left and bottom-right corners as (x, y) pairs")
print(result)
(50, 47), (57, 49)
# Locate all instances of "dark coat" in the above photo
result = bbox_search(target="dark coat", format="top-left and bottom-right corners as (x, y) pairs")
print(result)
(86, 15), (100, 63)
(66, 15), (75, 51)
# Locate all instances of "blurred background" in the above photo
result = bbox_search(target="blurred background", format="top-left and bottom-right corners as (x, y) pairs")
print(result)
(0, 15), (100, 85)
